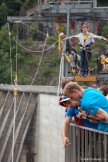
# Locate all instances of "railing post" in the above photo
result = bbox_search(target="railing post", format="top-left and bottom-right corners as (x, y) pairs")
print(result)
(93, 0), (97, 7)
(66, 7), (70, 37)
(67, 124), (108, 162)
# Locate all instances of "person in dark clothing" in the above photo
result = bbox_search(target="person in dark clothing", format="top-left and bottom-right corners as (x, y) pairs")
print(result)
(60, 32), (80, 75)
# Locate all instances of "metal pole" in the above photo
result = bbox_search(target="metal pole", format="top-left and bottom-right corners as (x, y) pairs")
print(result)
(64, 7), (71, 77)
(93, 0), (97, 7)
(66, 7), (70, 36)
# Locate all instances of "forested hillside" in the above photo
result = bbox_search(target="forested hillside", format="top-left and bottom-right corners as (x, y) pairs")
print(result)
(0, 0), (108, 85)
(0, 0), (61, 85)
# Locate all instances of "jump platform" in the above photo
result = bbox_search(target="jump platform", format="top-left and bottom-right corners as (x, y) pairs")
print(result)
(74, 76), (97, 82)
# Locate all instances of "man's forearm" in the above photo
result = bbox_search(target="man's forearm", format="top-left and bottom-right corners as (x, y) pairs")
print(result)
(87, 114), (106, 121)
(87, 115), (99, 121)
(62, 122), (68, 139)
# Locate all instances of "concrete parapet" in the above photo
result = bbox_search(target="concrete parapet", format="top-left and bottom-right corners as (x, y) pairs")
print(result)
(0, 85), (65, 162)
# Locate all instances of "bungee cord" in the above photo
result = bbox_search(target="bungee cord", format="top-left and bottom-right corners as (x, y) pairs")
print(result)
(7, 14), (67, 162)
(7, 23), (63, 159)
(12, 89), (17, 162)
(7, 21), (58, 91)
(14, 31), (49, 91)
(13, 37), (58, 53)
(11, 24), (19, 162)
(19, 21), (57, 41)
(9, 29), (59, 161)
(15, 23), (18, 84)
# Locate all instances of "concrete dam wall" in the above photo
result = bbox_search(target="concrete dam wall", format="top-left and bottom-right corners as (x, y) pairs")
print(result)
(0, 85), (65, 162)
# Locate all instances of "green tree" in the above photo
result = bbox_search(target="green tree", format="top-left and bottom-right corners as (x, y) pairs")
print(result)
(0, 23), (13, 83)
(97, 0), (108, 6)
(102, 22), (108, 38)
(0, 3), (8, 27)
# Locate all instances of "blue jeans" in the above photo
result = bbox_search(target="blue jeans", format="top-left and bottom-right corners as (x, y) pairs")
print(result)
(80, 50), (91, 74)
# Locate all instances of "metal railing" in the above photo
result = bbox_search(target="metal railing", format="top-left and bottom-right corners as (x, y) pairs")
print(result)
(65, 123), (108, 162)
(41, 0), (94, 6)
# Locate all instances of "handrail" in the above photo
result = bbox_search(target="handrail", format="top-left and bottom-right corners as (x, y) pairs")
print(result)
(70, 123), (108, 135)
(65, 123), (108, 162)
(41, 0), (93, 5)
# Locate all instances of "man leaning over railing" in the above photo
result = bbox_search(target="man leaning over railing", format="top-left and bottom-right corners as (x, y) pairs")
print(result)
(64, 82), (108, 132)
(60, 95), (98, 147)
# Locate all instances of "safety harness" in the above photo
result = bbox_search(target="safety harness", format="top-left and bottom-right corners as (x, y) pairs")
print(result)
(80, 32), (91, 51)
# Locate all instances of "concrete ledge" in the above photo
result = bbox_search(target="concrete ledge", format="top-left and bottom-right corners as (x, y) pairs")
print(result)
(0, 85), (60, 95)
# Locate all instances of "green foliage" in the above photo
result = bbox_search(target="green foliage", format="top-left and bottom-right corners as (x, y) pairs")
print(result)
(0, 49), (11, 83)
(27, 0), (36, 7)
(0, 3), (8, 27)
(0, 0), (37, 27)
(0, 22), (61, 85)
(30, 23), (39, 34)
(41, 53), (60, 73)
(102, 22), (108, 38)
(0, 24), (12, 83)
(17, 69), (32, 84)
(46, 34), (58, 44)
(97, 0), (108, 6)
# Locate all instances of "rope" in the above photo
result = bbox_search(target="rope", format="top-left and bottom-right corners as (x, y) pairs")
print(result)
(12, 87), (17, 162)
(12, 21), (58, 54)
(8, 21), (57, 91)
(14, 32), (49, 92)
(13, 37), (58, 53)
(20, 21), (57, 41)
(15, 23), (18, 84)
(11, 25), (19, 162)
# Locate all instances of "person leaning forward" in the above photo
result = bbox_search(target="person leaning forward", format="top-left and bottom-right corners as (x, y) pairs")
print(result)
(60, 96), (85, 147)
(65, 24), (107, 76)
(60, 95), (98, 147)
(63, 82), (108, 132)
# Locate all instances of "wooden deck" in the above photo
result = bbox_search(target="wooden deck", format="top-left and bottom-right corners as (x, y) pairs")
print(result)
(74, 76), (97, 82)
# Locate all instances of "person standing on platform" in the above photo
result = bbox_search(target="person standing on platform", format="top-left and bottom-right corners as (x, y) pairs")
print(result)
(66, 24), (107, 76)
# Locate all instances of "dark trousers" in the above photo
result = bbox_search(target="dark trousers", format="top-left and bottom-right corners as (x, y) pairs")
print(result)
(80, 50), (91, 74)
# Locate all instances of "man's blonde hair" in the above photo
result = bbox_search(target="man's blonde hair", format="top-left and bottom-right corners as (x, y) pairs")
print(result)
(63, 82), (82, 95)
